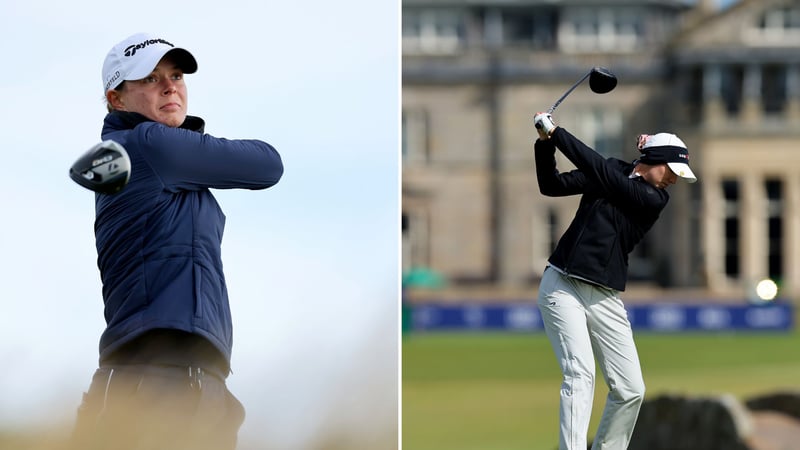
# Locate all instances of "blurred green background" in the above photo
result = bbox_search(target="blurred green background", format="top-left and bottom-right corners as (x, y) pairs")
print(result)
(402, 328), (800, 450)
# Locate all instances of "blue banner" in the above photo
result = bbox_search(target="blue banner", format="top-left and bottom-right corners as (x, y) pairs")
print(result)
(410, 301), (794, 332)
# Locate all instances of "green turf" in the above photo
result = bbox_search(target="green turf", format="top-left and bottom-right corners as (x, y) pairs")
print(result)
(402, 330), (800, 450)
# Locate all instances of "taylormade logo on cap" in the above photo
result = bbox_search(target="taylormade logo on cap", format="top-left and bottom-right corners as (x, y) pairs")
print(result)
(102, 32), (198, 93)
(123, 38), (175, 57)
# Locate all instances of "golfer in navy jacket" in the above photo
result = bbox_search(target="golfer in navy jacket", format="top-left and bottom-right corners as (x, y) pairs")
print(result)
(70, 33), (283, 450)
(533, 112), (695, 450)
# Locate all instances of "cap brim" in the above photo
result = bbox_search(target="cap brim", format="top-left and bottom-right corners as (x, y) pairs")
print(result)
(667, 162), (697, 183)
(125, 47), (197, 82)
(165, 48), (197, 74)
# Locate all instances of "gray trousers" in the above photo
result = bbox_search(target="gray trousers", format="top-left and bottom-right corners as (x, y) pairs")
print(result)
(537, 267), (645, 450)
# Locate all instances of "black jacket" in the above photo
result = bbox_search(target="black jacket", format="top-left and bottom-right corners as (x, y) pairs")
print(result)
(535, 127), (668, 291)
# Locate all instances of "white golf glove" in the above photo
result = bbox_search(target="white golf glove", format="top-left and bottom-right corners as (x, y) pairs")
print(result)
(534, 112), (557, 140)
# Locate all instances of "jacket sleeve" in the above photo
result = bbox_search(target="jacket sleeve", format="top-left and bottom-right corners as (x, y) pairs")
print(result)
(137, 122), (283, 191)
(534, 137), (589, 197)
(550, 127), (667, 209)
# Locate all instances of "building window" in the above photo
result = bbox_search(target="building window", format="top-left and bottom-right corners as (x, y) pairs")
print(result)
(497, 8), (557, 49)
(402, 8), (465, 54)
(688, 182), (703, 285)
(721, 65), (744, 115)
(759, 6), (800, 31)
(574, 108), (623, 159)
(762, 65), (787, 114)
(547, 207), (559, 254)
(402, 211), (430, 272)
(402, 213), (411, 272)
(560, 8), (641, 52)
(685, 66), (704, 123)
(402, 108), (429, 164)
(749, 6), (800, 44)
(532, 208), (559, 272)
(766, 179), (783, 280)
(722, 179), (740, 278)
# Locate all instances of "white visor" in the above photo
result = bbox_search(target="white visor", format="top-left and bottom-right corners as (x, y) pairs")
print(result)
(667, 162), (697, 183)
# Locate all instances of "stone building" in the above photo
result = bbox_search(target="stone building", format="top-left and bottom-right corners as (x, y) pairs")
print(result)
(402, 0), (800, 300)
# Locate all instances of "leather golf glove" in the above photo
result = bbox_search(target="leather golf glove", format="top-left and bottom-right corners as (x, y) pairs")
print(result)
(534, 112), (557, 140)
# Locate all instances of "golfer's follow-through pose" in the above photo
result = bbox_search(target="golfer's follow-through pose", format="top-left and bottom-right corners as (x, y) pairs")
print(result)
(532, 112), (696, 450)
(70, 33), (283, 450)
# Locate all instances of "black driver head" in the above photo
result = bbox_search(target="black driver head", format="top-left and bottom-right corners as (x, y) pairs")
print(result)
(69, 140), (131, 195)
(589, 67), (618, 94)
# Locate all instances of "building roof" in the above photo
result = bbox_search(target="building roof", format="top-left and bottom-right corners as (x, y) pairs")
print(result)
(668, 0), (800, 63)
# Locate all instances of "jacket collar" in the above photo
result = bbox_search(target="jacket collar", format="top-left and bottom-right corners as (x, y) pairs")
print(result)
(102, 110), (205, 134)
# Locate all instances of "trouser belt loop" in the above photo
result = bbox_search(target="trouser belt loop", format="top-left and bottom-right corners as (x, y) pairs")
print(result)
(189, 366), (204, 391)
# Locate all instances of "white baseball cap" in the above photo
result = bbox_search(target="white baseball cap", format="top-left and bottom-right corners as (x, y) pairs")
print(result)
(102, 33), (197, 94)
(638, 133), (697, 183)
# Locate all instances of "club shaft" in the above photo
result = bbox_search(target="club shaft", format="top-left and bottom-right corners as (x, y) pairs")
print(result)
(547, 70), (592, 114)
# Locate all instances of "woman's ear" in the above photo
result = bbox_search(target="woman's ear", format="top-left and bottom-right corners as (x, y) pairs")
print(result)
(106, 90), (125, 111)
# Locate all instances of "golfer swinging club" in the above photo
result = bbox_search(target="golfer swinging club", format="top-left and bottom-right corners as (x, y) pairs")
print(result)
(532, 112), (697, 450)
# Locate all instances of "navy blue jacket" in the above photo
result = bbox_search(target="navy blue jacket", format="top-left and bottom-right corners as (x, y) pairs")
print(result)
(95, 111), (283, 369)
(535, 127), (668, 291)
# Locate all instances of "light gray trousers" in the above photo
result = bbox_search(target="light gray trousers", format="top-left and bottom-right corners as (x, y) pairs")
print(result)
(537, 267), (645, 450)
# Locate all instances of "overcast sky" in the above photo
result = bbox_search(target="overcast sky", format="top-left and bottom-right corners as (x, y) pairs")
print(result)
(0, 1), (398, 448)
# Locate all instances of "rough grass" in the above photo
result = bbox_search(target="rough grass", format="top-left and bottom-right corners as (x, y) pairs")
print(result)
(0, 428), (70, 450)
(402, 330), (800, 450)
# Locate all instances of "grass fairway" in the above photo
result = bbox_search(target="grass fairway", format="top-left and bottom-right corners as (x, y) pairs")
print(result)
(402, 330), (800, 450)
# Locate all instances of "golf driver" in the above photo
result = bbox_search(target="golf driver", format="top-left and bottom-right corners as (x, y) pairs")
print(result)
(69, 140), (131, 195)
(547, 66), (618, 114)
